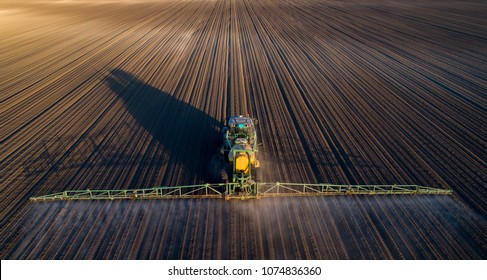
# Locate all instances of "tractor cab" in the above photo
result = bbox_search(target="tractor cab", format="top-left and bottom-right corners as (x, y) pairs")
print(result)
(223, 115), (257, 150)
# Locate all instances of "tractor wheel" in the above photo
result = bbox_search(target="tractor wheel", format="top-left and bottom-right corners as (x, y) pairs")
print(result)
(220, 167), (229, 182)
(254, 167), (262, 182)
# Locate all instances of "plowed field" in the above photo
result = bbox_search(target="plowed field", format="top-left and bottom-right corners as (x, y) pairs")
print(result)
(1, 0), (486, 259)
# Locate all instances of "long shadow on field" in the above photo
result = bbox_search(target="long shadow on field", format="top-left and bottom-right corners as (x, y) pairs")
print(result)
(103, 69), (223, 185)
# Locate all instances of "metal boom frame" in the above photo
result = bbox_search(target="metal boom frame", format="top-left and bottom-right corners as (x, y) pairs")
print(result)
(30, 182), (452, 201)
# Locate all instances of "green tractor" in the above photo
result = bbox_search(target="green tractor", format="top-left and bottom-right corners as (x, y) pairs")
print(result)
(221, 115), (261, 194)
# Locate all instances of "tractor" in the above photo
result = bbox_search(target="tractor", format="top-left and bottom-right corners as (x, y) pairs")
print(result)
(220, 115), (261, 195)
(29, 115), (453, 201)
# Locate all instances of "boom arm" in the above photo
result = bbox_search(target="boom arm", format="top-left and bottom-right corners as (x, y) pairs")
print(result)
(30, 182), (452, 201)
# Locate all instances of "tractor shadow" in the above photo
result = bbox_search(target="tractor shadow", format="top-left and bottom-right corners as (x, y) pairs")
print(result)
(103, 69), (224, 185)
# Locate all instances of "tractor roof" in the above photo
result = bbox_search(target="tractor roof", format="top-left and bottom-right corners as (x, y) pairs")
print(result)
(228, 115), (253, 126)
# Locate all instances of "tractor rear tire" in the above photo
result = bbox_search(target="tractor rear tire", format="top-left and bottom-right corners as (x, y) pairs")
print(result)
(220, 168), (229, 182)
(254, 167), (262, 182)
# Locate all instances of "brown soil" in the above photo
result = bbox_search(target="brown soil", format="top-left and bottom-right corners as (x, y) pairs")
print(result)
(1, 0), (486, 259)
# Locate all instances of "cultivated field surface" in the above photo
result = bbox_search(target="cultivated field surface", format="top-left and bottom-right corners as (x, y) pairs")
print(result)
(1, 0), (486, 259)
